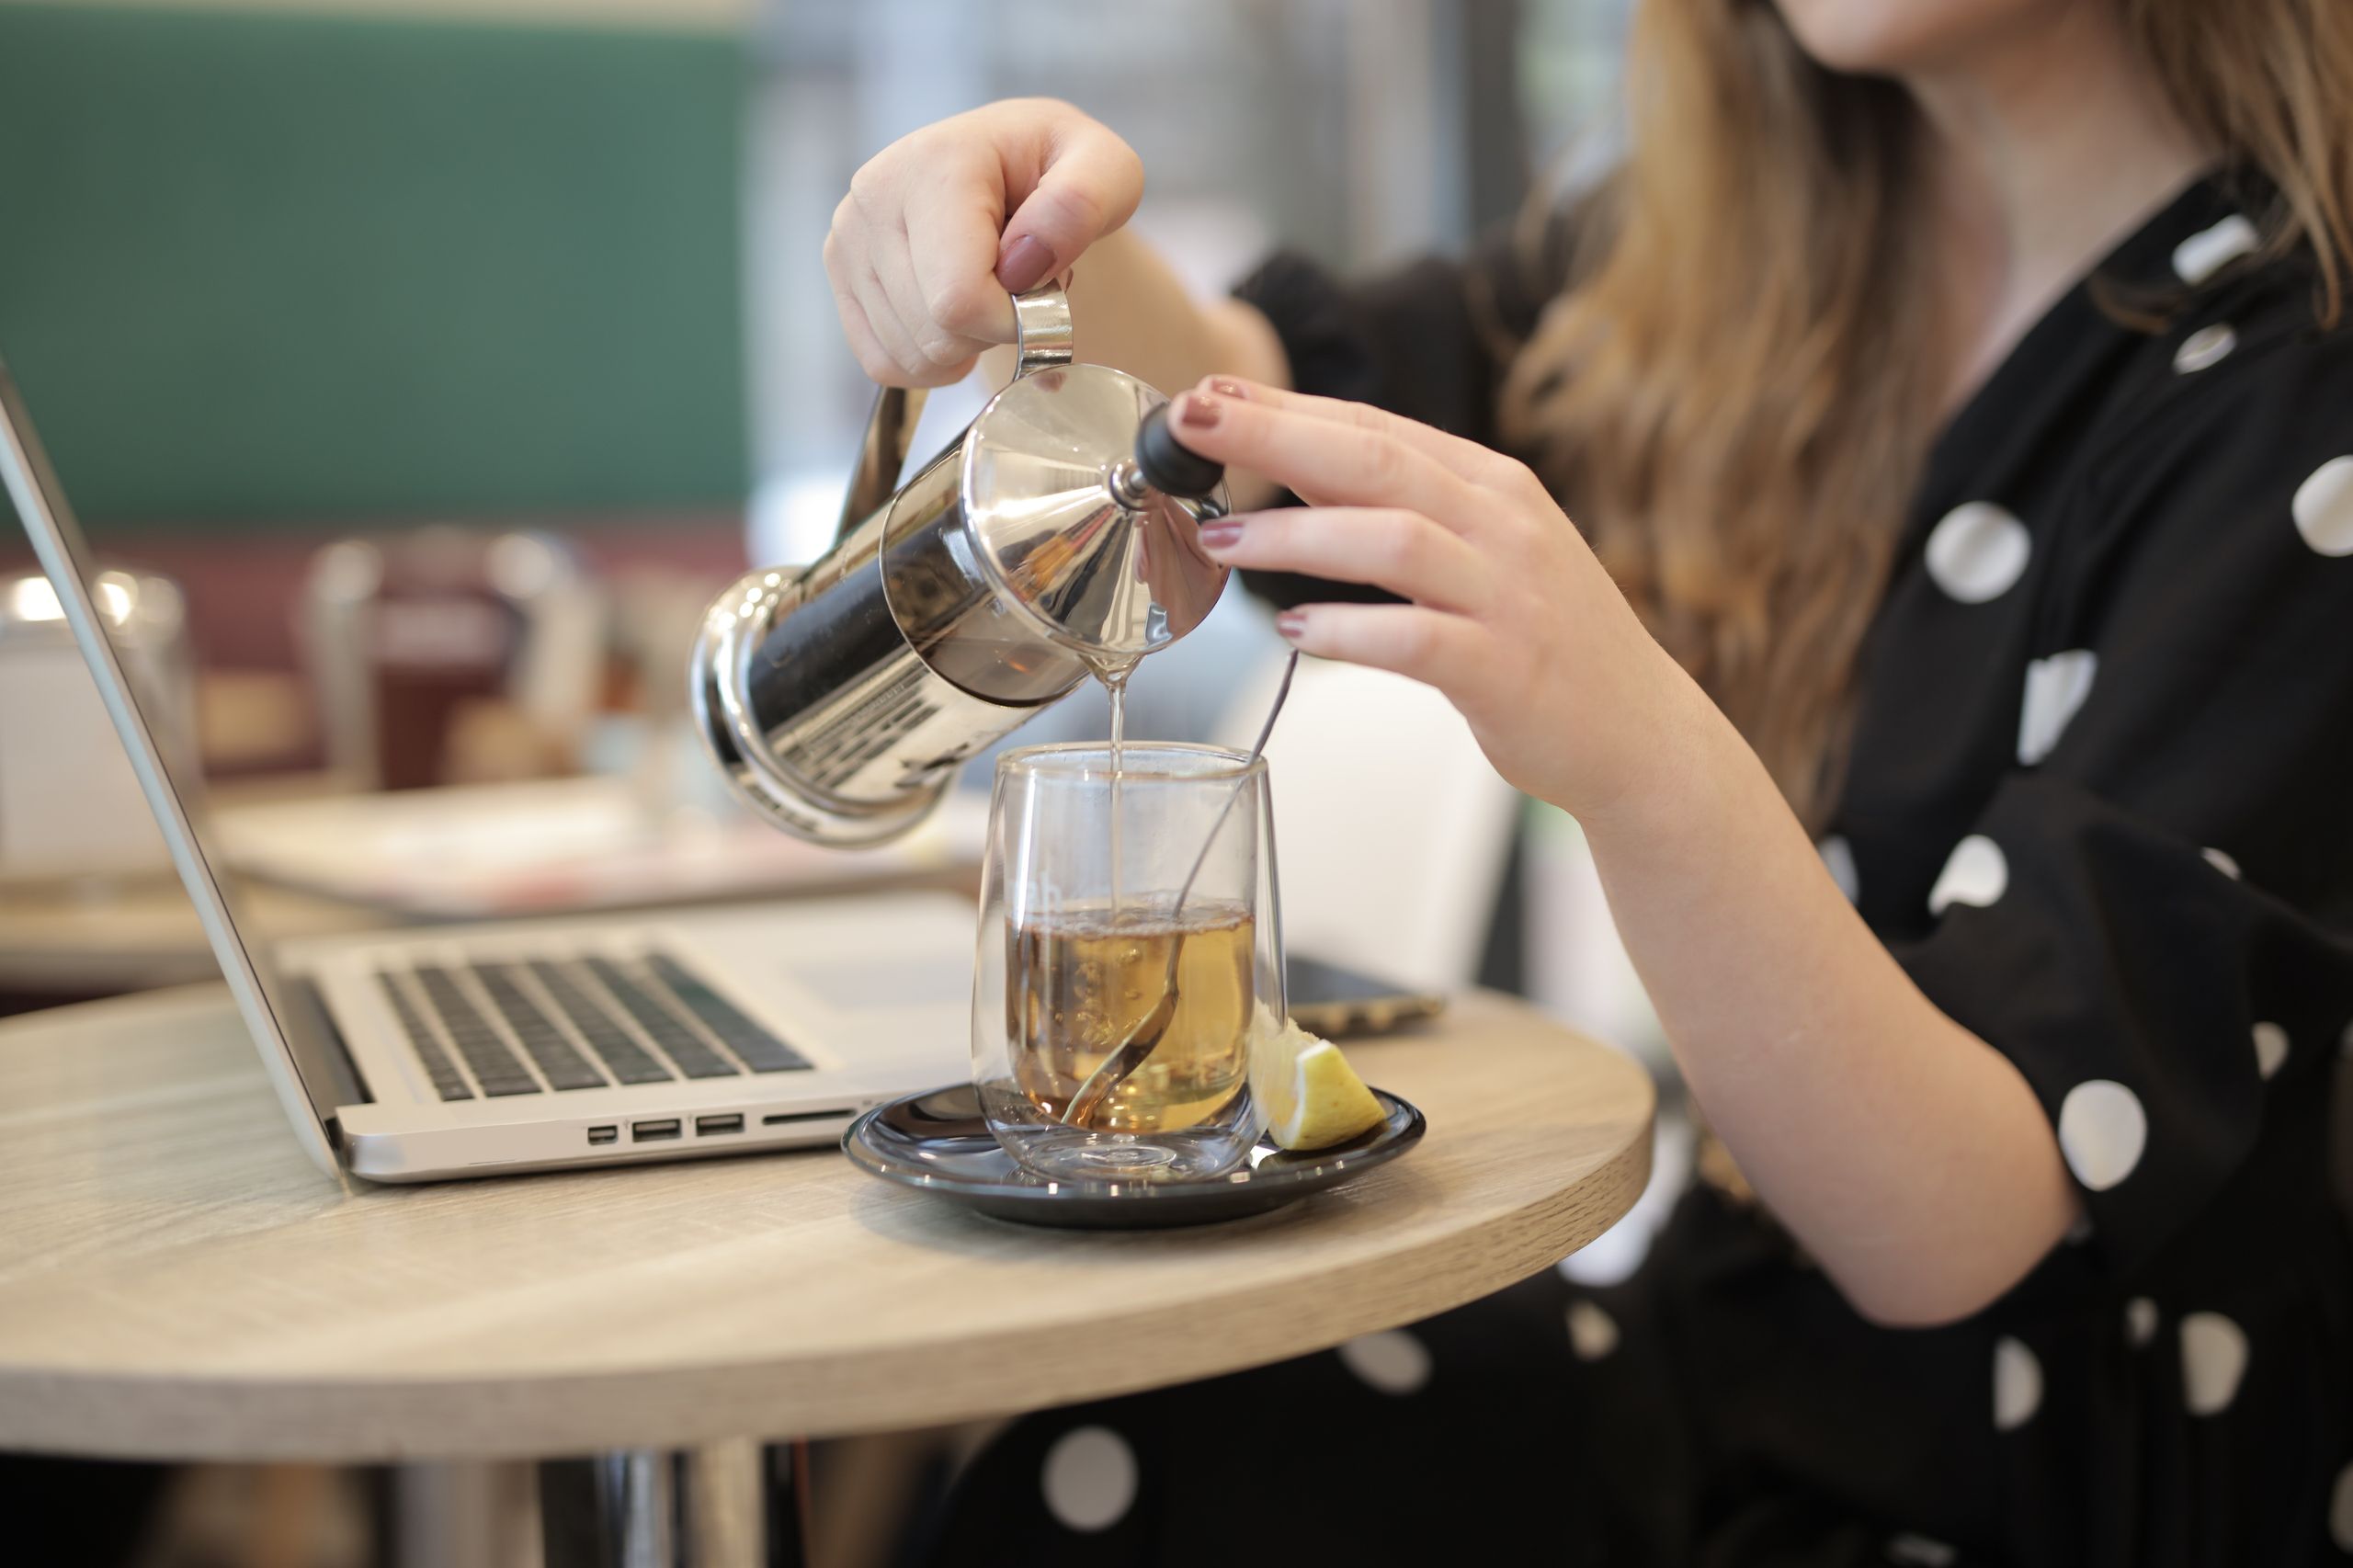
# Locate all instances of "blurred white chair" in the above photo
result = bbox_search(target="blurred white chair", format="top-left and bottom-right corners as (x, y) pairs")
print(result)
(1213, 653), (1521, 994)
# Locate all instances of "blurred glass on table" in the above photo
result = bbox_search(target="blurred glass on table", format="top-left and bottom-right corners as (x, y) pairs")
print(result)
(0, 566), (194, 883)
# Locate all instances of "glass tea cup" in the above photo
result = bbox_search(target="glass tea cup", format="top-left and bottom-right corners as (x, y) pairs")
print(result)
(973, 742), (1283, 1183)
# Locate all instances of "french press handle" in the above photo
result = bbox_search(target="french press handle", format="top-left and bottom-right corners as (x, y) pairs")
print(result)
(832, 280), (1074, 543)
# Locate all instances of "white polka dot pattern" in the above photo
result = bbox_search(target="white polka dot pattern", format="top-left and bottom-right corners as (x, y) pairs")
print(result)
(1042, 1426), (1138, 1533)
(2180, 1312), (2249, 1416)
(2172, 323), (2236, 374)
(1567, 1300), (1621, 1361)
(1994, 1335), (2042, 1430)
(2126, 1297), (2158, 1348)
(2058, 1080), (2148, 1191)
(1818, 835), (1859, 903)
(2330, 1462), (2353, 1552)
(2293, 457), (2353, 557)
(1886, 1533), (1958, 1566)
(1925, 502), (2032, 603)
(2018, 650), (2097, 766)
(2202, 846), (2242, 880)
(1928, 835), (2007, 915)
(1337, 1330), (1431, 1395)
(2172, 213), (2259, 284)
(2254, 1022), (2290, 1081)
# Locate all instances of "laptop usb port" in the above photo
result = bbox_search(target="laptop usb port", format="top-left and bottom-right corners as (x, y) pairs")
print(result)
(631, 1119), (682, 1142)
(586, 1125), (619, 1146)
(695, 1114), (745, 1137)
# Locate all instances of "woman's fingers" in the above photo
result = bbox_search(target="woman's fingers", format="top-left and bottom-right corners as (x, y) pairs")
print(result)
(832, 219), (969, 388)
(903, 155), (1022, 349)
(824, 210), (928, 381)
(1198, 377), (1534, 494)
(847, 257), (938, 385)
(821, 228), (904, 385)
(1199, 508), (1492, 613)
(865, 207), (985, 381)
(994, 113), (1145, 290)
(1165, 389), (1487, 532)
(1274, 603), (1493, 696)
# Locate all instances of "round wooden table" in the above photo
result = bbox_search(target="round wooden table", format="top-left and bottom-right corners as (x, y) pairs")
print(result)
(0, 983), (1654, 1562)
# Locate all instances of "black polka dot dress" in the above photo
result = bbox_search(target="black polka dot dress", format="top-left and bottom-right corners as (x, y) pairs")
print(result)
(917, 176), (2353, 1567)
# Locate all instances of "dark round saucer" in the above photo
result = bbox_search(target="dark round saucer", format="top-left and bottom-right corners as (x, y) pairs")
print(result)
(841, 1082), (1427, 1230)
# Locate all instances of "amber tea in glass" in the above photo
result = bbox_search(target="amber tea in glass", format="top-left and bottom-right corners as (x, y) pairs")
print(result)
(973, 744), (1282, 1182)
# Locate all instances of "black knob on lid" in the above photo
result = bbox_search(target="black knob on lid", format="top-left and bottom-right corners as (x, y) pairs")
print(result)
(1134, 402), (1225, 500)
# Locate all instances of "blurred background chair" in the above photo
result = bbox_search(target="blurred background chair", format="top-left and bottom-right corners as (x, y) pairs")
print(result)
(301, 528), (604, 790)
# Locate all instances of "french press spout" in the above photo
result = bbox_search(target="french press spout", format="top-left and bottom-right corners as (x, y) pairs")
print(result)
(688, 283), (1231, 846)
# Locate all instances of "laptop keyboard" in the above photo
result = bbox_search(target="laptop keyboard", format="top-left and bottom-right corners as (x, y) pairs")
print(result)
(377, 950), (813, 1100)
(475, 964), (607, 1091)
(525, 960), (674, 1085)
(581, 955), (743, 1080)
(373, 972), (473, 1101)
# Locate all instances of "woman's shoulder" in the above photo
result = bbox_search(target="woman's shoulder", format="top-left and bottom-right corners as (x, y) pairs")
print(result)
(2080, 246), (2353, 519)
(1461, 199), (1585, 347)
(1228, 201), (1584, 447)
(2049, 272), (2353, 634)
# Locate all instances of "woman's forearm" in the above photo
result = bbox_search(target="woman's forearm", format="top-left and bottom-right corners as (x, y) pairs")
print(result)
(1578, 682), (2079, 1325)
(1062, 229), (1290, 400)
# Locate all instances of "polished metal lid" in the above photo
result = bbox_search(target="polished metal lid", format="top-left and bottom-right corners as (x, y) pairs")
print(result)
(959, 288), (1228, 666)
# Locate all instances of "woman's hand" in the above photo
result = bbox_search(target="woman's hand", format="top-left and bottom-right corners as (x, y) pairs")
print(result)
(824, 99), (1144, 387)
(1175, 377), (2081, 1324)
(1171, 379), (1704, 827)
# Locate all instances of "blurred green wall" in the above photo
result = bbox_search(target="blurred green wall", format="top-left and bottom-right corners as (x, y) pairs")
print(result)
(0, 2), (747, 528)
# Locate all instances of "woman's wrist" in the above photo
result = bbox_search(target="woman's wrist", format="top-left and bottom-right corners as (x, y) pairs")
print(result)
(1562, 650), (1755, 859)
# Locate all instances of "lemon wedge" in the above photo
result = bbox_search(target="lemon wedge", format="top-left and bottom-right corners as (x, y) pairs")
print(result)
(1249, 1004), (1388, 1151)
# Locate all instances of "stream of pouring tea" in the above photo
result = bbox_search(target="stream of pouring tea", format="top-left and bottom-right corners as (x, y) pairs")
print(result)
(1093, 656), (1139, 920)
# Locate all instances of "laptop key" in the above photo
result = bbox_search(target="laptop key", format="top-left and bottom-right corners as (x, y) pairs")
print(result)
(413, 966), (541, 1096)
(527, 960), (676, 1085)
(472, 964), (608, 1091)
(375, 972), (473, 1100)
(583, 957), (740, 1079)
(645, 953), (812, 1073)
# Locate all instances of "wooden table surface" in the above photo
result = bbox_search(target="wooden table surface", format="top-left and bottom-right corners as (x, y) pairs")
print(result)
(0, 984), (1654, 1463)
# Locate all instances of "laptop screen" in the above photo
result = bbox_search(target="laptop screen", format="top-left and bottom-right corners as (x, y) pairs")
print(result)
(0, 358), (347, 1177)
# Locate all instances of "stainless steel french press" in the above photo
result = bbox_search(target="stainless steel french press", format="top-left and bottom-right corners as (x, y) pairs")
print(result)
(689, 284), (1232, 846)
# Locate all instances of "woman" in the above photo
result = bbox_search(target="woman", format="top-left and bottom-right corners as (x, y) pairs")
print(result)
(825, 1), (2353, 1562)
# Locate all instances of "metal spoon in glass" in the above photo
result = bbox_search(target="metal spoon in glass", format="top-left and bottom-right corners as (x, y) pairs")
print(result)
(1062, 649), (1300, 1130)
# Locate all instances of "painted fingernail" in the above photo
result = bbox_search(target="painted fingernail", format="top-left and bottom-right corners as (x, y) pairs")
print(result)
(996, 234), (1054, 293)
(1275, 610), (1307, 642)
(1176, 391), (1222, 429)
(1208, 378), (1249, 400)
(1197, 518), (1245, 550)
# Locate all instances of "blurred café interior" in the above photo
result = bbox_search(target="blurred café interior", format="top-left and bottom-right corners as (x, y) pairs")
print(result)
(0, 0), (1674, 1563)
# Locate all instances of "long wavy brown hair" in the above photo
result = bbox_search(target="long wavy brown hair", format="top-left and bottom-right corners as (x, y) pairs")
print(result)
(1499, 0), (2353, 825)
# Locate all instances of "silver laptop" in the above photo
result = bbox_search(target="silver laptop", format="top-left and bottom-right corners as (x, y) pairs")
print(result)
(0, 355), (974, 1184)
